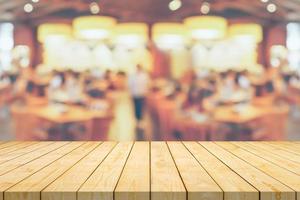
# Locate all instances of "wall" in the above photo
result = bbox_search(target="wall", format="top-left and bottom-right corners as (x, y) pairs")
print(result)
(264, 23), (287, 67)
(14, 23), (36, 67)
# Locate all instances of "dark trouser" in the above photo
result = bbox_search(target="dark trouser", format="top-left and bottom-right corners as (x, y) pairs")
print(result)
(133, 97), (145, 121)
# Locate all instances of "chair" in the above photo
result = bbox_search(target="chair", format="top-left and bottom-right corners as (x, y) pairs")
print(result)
(10, 105), (48, 140)
(251, 108), (289, 140)
(89, 116), (114, 140)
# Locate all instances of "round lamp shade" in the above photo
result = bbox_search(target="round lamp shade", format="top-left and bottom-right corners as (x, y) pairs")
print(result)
(152, 23), (188, 49)
(38, 23), (72, 43)
(73, 16), (117, 40)
(184, 16), (228, 40)
(229, 23), (263, 43)
(113, 23), (149, 47)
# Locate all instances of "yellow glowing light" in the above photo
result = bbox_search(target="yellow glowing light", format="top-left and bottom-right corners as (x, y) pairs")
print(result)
(152, 23), (188, 49)
(113, 23), (149, 47)
(37, 23), (72, 43)
(184, 16), (227, 40)
(73, 16), (117, 40)
(229, 23), (263, 43)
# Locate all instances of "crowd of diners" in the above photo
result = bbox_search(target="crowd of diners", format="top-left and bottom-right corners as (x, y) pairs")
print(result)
(0, 65), (299, 141)
(147, 67), (298, 141)
(0, 67), (128, 140)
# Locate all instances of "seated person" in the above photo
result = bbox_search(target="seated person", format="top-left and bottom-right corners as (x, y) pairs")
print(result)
(182, 84), (206, 113)
(87, 88), (106, 99)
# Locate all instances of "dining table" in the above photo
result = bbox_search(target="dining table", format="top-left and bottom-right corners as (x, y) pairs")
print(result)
(10, 103), (113, 140)
(0, 141), (299, 200)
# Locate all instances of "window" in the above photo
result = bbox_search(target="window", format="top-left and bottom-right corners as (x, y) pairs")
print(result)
(0, 23), (14, 72)
(287, 23), (300, 70)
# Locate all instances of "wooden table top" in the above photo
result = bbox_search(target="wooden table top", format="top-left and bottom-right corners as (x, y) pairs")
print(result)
(11, 104), (110, 124)
(0, 141), (300, 200)
(30, 105), (108, 123)
(213, 104), (289, 124)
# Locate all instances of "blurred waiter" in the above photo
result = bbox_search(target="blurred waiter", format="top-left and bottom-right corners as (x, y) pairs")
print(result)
(128, 65), (150, 127)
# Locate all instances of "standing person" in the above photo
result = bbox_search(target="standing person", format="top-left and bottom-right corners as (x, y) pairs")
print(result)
(128, 65), (150, 127)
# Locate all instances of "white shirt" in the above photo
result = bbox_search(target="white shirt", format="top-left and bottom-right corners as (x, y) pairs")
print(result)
(128, 71), (149, 97)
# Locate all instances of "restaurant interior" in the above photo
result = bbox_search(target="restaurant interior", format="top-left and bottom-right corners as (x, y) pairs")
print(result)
(0, 0), (300, 141)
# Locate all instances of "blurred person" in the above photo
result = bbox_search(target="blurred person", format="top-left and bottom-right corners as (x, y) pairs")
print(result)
(236, 70), (251, 90)
(66, 71), (84, 102)
(182, 82), (206, 112)
(218, 70), (238, 98)
(128, 64), (150, 127)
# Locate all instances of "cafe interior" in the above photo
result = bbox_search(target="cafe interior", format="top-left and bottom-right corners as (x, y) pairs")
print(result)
(0, 0), (300, 141)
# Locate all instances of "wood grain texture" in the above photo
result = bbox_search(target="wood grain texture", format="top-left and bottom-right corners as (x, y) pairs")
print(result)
(42, 142), (114, 200)
(151, 142), (186, 200)
(218, 142), (300, 200)
(115, 142), (150, 200)
(0, 142), (22, 150)
(3, 142), (84, 200)
(200, 142), (295, 200)
(236, 142), (300, 175)
(0, 142), (300, 200)
(0, 142), (39, 163)
(0, 142), (66, 176)
(168, 142), (222, 200)
(183, 142), (259, 200)
(266, 142), (300, 155)
(78, 142), (133, 200)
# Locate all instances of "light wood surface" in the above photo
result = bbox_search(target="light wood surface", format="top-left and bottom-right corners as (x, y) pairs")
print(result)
(0, 142), (300, 200)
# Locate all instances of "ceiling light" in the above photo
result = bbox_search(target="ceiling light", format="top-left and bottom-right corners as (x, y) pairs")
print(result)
(200, 2), (210, 14)
(261, 0), (269, 3)
(24, 3), (33, 13)
(73, 16), (117, 40)
(267, 3), (277, 13)
(184, 16), (228, 40)
(169, 0), (182, 11)
(229, 23), (263, 43)
(152, 23), (188, 49)
(32, 0), (39, 3)
(114, 23), (149, 48)
(37, 24), (73, 43)
(90, 2), (100, 14)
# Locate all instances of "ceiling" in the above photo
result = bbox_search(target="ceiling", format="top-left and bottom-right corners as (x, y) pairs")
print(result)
(0, 0), (300, 25)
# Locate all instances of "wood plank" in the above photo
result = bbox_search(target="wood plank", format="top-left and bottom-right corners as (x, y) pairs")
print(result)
(183, 142), (258, 200)
(168, 142), (222, 200)
(5, 142), (99, 200)
(235, 142), (300, 175)
(200, 142), (295, 200)
(1, 142), (84, 200)
(0, 142), (38, 161)
(115, 142), (150, 200)
(78, 142), (133, 200)
(252, 142), (300, 163)
(0, 142), (67, 176)
(0, 142), (21, 150)
(42, 142), (116, 200)
(218, 142), (300, 200)
(151, 142), (186, 200)
(0, 142), (52, 165)
(264, 142), (300, 156)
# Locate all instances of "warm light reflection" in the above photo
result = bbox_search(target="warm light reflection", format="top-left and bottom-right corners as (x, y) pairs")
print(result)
(229, 23), (263, 43)
(184, 16), (227, 40)
(113, 23), (149, 47)
(152, 23), (187, 49)
(37, 23), (72, 43)
(73, 16), (117, 40)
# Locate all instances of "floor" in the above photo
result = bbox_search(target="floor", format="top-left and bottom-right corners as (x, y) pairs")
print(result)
(0, 92), (300, 141)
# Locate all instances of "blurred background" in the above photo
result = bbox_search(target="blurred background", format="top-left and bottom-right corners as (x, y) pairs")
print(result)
(0, 0), (299, 141)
